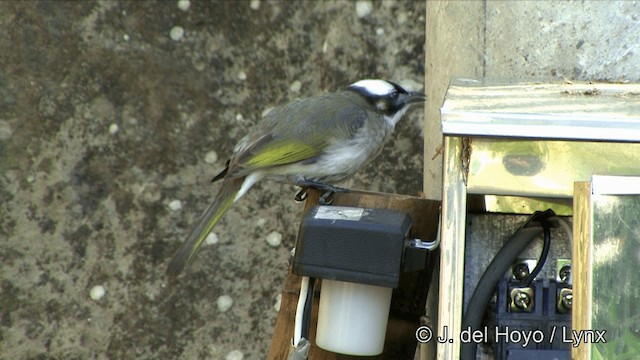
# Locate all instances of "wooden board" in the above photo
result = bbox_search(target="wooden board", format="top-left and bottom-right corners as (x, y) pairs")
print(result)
(572, 181), (592, 360)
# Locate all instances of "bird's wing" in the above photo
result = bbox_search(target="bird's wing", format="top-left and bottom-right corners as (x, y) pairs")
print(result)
(238, 133), (320, 169)
(221, 131), (322, 180)
(225, 94), (367, 178)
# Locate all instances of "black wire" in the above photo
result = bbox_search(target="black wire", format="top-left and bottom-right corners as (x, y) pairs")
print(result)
(460, 226), (543, 360)
(461, 210), (555, 360)
(300, 277), (315, 341)
(523, 219), (551, 287)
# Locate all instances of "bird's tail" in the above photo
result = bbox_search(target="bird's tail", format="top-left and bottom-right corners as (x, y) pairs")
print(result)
(167, 177), (244, 276)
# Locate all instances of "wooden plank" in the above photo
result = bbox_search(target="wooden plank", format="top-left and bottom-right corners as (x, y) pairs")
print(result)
(437, 136), (467, 360)
(268, 189), (440, 359)
(424, 0), (486, 201)
(572, 181), (592, 360)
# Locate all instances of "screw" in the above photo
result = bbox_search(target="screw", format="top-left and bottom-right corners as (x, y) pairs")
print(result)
(512, 290), (532, 310)
(513, 263), (530, 281)
(562, 293), (572, 308)
(558, 288), (573, 313)
(559, 265), (571, 283)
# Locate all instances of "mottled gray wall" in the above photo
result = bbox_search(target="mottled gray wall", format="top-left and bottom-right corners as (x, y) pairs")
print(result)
(0, 1), (425, 359)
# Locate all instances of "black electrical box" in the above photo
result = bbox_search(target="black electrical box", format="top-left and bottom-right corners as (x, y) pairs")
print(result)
(292, 205), (412, 288)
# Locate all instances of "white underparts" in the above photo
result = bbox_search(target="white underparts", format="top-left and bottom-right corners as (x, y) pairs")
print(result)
(234, 172), (264, 202)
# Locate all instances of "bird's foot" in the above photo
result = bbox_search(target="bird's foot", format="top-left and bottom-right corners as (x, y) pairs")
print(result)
(318, 191), (335, 205)
(293, 180), (349, 204)
(295, 179), (349, 194)
(295, 188), (335, 205)
(295, 188), (309, 202)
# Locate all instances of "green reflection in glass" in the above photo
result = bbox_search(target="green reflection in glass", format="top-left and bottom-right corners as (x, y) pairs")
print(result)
(591, 195), (640, 359)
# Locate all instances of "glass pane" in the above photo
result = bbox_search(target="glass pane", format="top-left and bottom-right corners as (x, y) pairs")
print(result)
(591, 193), (640, 359)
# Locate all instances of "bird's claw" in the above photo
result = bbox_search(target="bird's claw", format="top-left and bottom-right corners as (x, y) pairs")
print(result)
(319, 191), (335, 205)
(294, 180), (349, 204)
(295, 188), (308, 202)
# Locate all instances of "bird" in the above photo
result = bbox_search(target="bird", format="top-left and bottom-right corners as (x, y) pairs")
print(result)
(167, 79), (426, 276)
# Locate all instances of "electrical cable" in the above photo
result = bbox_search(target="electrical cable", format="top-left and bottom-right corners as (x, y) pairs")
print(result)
(460, 209), (555, 360)
(293, 276), (310, 347)
(301, 277), (315, 340)
(523, 219), (551, 286)
(460, 226), (542, 360)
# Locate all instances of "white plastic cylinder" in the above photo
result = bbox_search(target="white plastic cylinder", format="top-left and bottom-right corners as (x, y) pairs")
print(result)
(315, 279), (393, 356)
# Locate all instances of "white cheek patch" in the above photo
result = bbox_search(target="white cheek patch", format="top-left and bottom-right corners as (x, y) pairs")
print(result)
(351, 79), (394, 96)
(376, 100), (388, 111)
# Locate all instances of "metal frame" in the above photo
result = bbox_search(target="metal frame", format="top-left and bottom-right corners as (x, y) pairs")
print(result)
(437, 79), (640, 360)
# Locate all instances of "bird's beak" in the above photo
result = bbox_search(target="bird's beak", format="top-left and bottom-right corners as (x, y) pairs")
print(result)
(405, 91), (427, 104)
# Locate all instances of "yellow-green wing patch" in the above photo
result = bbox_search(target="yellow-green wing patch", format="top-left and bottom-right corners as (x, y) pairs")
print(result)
(245, 141), (318, 168)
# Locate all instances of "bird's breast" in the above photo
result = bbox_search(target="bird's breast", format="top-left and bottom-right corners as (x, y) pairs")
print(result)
(300, 121), (391, 183)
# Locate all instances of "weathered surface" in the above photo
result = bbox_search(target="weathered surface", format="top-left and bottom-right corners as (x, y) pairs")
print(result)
(0, 1), (425, 359)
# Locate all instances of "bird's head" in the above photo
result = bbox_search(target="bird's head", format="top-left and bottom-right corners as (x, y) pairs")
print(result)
(347, 79), (426, 126)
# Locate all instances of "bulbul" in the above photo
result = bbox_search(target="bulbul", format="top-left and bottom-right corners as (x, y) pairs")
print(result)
(167, 79), (425, 275)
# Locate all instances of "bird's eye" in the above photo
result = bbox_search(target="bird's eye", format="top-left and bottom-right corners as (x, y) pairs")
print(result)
(390, 91), (399, 99)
